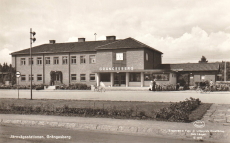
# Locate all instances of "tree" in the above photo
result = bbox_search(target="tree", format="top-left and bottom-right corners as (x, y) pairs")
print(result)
(199, 56), (208, 63)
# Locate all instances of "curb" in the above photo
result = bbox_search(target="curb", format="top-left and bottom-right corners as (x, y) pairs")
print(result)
(1, 118), (230, 142)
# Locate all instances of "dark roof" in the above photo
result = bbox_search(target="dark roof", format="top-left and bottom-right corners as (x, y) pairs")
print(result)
(11, 40), (117, 55)
(157, 63), (220, 71)
(96, 37), (163, 54)
(11, 37), (163, 55)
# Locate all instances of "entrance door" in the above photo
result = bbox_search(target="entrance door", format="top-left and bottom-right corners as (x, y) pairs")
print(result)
(114, 73), (126, 86)
(189, 74), (194, 86)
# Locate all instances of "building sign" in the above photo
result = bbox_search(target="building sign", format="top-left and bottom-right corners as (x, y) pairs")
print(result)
(99, 67), (133, 71)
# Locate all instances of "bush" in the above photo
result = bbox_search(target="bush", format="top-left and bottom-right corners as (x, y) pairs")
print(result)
(66, 83), (90, 90)
(155, 84), (176, 91)
(156, 97), (201, 122)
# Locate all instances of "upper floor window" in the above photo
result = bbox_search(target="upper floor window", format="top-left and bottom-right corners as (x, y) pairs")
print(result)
(37, 57), (42, 65)
(29, 58), (34, 65)
(62, 56), (68, 64)
(71, 56), (76, 64)
(89, 55), (96, 64)
(80, 55), (86, 64)
(116, 53), (123, 60)
(45, 57), (50, 64)
(21, 58), (26, 65)
(146, 53), (148, 61)
(53, 57), (59, 65)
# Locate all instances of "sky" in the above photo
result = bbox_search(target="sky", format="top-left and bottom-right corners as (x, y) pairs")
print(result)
(0, 0), (230, 64)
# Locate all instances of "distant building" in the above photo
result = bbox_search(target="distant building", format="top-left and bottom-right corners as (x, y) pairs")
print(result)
(11, 35), (220, 87)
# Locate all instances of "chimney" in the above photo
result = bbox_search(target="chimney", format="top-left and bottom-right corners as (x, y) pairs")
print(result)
(78, 38), (85, 42)
(106, 36), (116, 41)
(49, 40), (56, 44)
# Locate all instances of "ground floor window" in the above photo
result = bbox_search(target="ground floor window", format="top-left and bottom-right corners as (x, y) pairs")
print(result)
(100, 73), (110, 82)
(90, 74), (95, 81)
(21, 75), (26, 81)
(152, 73), (169, 81)
(29, 75), (34, 81)
(200, 75), (205, 80)
(80, 74), (86, 81)
(130, 73), (140, 82)
(144, 74), (151, 81)
(71, 74), (77, 81)
(37, 74), (42, 81)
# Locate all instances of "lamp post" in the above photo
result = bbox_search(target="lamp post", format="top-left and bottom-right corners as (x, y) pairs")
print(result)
(30, 28), (36, 100)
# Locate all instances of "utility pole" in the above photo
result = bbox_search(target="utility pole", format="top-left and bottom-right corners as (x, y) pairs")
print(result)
(30, 28), (36, 100)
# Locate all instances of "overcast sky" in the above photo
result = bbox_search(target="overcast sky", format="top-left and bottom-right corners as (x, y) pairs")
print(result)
(0, 0), (230, 64)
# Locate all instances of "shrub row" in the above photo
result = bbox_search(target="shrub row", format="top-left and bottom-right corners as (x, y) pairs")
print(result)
(156, 97), (201, 122)
(0, 83), (90, 90)
(0, 104), (141, 119)
(59, 83), (90, 90)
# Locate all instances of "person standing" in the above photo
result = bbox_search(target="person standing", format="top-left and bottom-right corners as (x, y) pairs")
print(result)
(210, 80), (214, 92)
(152, 79), (156, 91)
(149, 80), (153, 91)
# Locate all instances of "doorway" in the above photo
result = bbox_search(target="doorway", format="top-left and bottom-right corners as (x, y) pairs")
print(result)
(114, 73), (126, 86)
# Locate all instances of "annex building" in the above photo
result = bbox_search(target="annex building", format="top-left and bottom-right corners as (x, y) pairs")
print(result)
(11, 36), (220, 87)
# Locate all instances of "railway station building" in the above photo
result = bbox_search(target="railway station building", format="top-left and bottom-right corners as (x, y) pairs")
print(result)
(11, 36), (220, 87)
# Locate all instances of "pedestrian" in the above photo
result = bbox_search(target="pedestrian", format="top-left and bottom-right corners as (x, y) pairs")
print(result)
(176, 83), (180, 90)
(152, 79), (156, 91)
(149, 80), (153, 91)
(210, 80), (214, 92)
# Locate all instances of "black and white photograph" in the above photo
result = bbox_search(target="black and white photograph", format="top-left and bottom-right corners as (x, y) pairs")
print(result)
(0, 0), (230, 142)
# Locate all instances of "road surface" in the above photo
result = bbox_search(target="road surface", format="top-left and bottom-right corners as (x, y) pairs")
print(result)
(0, 90), (230, 104)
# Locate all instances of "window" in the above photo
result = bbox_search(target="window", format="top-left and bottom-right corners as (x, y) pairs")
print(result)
(152, 74), (169, 81)
(80, 56), (86, 64)
(89, 55), (96, 64)
(21, 75), (26, 81)
(90, 74), (95, 81)
(129, 73), (141, 82)
(29, 58), (34, 65)
(54, 57), (59, 64)
(71, 56), (76, 64)
(37, 57), (42, 65)
(116, 53), (123, 60)
(80, 74), (86, 81)
(62, 56), (68, 64)
(45, 57), (50, 64)
(29, 74), (34, 81)
(201, 75), (205, 80)
(71, 74), (77, 81)
(37, 74), (42, 81)
(21, 58), (26, 65)
(100, 73), (110, 82)
(146, 53), (148, 61)
(144, 74), (151, 81)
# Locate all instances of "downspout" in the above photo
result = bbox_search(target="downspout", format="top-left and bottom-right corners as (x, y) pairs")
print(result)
(43, 54), (45, 84)
(69, 52), (70, 86)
